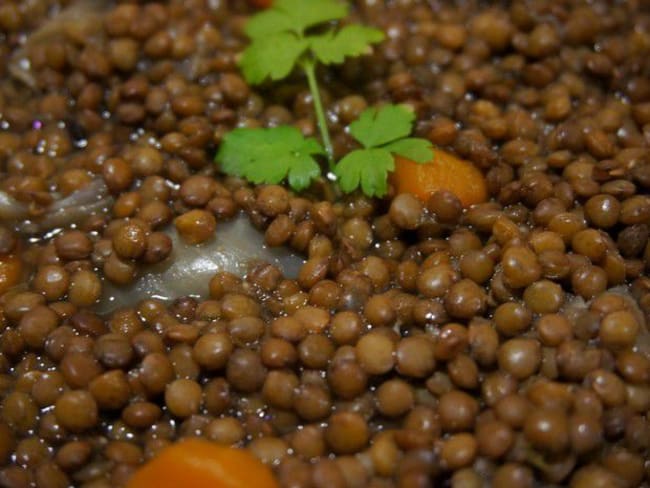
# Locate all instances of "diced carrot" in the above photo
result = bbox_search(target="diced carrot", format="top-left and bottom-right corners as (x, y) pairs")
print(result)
(392, 150), (488, 207)
(126, 439), (279, 488)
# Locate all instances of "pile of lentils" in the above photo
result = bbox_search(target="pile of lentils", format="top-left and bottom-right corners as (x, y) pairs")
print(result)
(1, 0), (650, 487)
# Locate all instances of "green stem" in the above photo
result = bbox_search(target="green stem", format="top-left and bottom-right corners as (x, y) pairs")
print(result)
(303, 60), (334, 169)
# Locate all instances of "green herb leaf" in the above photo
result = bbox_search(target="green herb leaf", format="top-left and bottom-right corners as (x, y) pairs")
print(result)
(239, 33), (308, 84)
(310, 25), (384, 65)
(245, 9), (294, 39)
(383, 138), (434, 163)
(274, 0), (348, 35)
(349, 105), (415, 149)
(287, 153), (322, 190)
(334, 148), (394, 197)
(216, 126), (324, 191)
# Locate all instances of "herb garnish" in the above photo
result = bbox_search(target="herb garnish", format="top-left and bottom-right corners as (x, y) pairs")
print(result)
(216, 126), (324, 192)
(239, 0), (384, 164)
(215, 0), (435, 198)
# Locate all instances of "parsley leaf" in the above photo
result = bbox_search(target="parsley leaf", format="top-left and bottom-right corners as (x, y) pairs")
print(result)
(274, 0), (348, 35)
(382, 138), (434, 163)
(216, 126), (324, 191)
(245, 0), (347, 39)
(334, 105), (434, 197)
(349, 104), (415, 148)
(335, 148), (394, 197)
(240, 0), (381, 88)
(245, 9), (295, 39)
(287, 152), (322, 190)
(239, 33), (308, 85)
(310, 25), (385, 65)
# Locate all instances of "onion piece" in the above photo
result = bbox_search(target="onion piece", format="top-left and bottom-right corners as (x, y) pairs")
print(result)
(2, 179), (113, 235)
(98, 214), (304, 312)
(29, 179), (113, 233)
(0, 191), (30, 221)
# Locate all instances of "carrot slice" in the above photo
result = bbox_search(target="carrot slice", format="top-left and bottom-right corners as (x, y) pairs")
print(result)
(392, 150), (488, 207)
(126, 439), (279, 488)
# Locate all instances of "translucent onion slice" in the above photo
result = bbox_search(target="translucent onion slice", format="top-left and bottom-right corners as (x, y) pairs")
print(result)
(2, 179), (113, 235)
(98, 214), (304, 312)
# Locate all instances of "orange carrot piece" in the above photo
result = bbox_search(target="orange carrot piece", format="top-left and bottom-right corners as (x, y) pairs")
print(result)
(392, 150), (488, 207)
(126, 439), (279, 488)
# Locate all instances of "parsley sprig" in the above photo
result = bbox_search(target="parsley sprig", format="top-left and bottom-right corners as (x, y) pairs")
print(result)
(239, 0), (384, 165)
(216, 104), (433, 197)
(217, 126), (324, 192)
(214, 0), (435, 199)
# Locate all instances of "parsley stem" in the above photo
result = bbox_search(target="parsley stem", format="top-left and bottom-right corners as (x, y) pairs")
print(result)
(303, 61), (334, 169)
